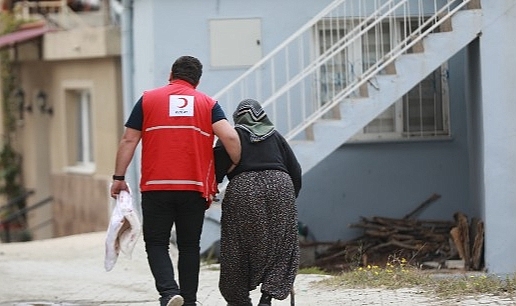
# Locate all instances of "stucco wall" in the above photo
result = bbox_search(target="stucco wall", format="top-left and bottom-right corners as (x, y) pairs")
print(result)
(127, 0), (516, 272)
(479, 0), (516, 274)
(52, 173), (110, 237)
(48, 58), (122, 177)
(297, 50), (472, 242)
(129, 0), (472, 240)
(131, 0), (334, 103)
(18, 61), (57, 240)
(18, 57), (122, 239)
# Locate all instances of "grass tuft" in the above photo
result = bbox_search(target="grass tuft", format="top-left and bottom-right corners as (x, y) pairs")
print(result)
(298, 266), (328, 275)
(317, 255), (516, 300)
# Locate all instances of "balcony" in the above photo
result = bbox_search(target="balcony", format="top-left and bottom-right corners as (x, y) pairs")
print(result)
(11, 0), (120, 60)
(44, 26), (120, 60)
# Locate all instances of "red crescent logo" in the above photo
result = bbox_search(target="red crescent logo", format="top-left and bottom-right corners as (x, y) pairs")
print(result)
(178, 97), (188, 108)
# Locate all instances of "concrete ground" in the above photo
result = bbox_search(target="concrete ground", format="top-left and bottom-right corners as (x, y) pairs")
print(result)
(0, 232), (515, 306)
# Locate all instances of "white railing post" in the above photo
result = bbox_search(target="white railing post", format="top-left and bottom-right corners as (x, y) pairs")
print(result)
(214, 0), (471, 141)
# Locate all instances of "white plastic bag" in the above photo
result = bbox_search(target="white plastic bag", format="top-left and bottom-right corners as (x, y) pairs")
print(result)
(104, 189), (142, 271)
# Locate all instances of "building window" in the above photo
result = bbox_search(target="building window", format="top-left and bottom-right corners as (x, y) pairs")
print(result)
(65, 89), (94, 173)
(316, 19), (450, 142)
(354, 65), (450, 141)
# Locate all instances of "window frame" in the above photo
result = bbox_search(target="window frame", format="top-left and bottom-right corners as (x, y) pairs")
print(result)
(62, 81), (95, 174)
(315, 17), (451, 143)
(349, 64), (451, 143)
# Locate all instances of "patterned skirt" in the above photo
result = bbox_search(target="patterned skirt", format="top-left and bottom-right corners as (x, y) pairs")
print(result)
(219, 170), (299, 305)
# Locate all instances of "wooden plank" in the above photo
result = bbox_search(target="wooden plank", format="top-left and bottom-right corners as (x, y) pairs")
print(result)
(450, 227), (466, 268)
(455, 212), (471, 269)
(313, 210), (483, 272)
(403, 193), (441, 219)
(470, 218), (484, 270)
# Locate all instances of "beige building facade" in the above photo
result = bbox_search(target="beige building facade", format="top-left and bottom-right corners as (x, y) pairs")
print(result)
(1, 14), (123, 240)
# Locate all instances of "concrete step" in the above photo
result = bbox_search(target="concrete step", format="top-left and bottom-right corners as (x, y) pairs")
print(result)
(293, 9), (483, 174)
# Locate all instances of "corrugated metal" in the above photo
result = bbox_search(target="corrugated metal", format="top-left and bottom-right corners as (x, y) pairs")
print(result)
(0, 26), (50, 50)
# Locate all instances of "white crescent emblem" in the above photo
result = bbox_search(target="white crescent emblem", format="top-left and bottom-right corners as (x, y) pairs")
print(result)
(178, 97), (188, 108)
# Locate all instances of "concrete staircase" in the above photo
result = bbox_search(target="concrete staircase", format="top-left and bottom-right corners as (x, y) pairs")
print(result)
(291, 9), (483, 174)
(201, 3), (484, 253)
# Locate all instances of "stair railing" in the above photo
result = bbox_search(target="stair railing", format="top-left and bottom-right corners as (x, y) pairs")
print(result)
(213, 0), (472, 142)
(262, 0), (409, 134)
(286, 0), (472, 139)
(0, 192), (53, 243)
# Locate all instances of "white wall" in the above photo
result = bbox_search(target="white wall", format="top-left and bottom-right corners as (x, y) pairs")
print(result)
(127, 0), (516, 273)
(480, 0), (516, 274)
(131, 0), (333, 103)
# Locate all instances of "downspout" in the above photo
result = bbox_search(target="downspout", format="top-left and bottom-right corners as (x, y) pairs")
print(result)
(121, 0), (140, 212)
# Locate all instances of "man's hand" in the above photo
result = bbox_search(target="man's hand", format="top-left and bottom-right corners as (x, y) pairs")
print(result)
(110, 180), (129, 199)
(213, 119), (241, 164)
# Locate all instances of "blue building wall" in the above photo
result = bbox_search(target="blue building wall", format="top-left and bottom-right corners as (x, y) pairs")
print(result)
(297, 51), (472, 241)
(478, 0), (516, 274)
(129, 0), (474, 242)
(130, 0), (473, 240)
(132, 0), (333, 99)
(127, 0), (516, 275)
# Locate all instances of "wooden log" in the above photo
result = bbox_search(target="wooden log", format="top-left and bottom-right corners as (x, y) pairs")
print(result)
(313, 211), (474, 272)
(403, 193), (442, 219)
(418, 219), (456, 226)
(455, 212), (471, 269)
(391, 233), (415, 241)
(421, 233), (448, 242)
(470, 218), (484, 270)
(315, 248), (348, 264)
(349, 221), (390, 232)
(372, 216), (419, 227)
(450, 227), (466, 267)
(368, 239), (422, 251)
(364, 229), (397, 238)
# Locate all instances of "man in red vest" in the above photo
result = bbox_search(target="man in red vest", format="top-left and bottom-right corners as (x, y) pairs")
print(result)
(110, 55), (241, 306)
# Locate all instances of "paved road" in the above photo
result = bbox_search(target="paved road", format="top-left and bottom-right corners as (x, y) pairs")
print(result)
(0, 232), (514, 306)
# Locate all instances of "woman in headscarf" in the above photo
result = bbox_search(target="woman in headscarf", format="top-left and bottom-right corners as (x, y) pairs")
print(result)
(214, 99), (302, 306)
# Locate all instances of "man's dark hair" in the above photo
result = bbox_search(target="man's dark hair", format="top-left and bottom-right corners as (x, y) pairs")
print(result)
(171, 56), (203, 86)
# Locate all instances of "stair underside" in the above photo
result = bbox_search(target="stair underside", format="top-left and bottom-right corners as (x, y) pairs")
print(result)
(291, 9), (483, 174)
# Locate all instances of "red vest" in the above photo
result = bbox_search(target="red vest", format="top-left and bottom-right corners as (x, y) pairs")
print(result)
(140, 80), (217, 204)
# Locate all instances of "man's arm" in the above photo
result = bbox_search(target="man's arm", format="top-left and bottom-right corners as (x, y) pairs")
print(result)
(213, 119), (241, 165)
(110, 127), (142, 198)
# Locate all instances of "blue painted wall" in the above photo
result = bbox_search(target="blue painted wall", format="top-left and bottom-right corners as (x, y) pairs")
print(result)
(478, 0), (516, 274)
(130, 0), (473, 242)
(128, 0), (516, 275)
(297, 51), (472, 241)
(132, 0), (333, 99)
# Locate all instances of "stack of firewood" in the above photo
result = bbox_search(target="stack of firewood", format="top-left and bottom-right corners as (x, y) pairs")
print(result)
(450, 212), (484, 271)
(307, 194), (484, 272)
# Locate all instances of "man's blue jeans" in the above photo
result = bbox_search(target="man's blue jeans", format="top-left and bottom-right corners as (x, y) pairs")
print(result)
(141, 190), (206, 305)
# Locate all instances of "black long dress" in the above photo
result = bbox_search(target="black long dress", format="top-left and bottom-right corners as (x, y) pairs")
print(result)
(215, 129), (301, 305)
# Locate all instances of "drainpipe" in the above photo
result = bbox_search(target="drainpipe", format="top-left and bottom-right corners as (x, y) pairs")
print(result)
(121, 0), (134, 121)
(120, 0), (141, 212)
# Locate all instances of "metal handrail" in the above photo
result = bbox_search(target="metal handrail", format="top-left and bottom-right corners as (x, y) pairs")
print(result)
(286, 0), (472, 139)
(261, 0), (408, 116)
(213, 0), (350, 100)
(0, 190), (34, 214)
(1, 195), (53, 242)
(1, 196), (53, 224)
(212, 0), (472, 142)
